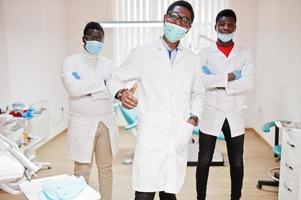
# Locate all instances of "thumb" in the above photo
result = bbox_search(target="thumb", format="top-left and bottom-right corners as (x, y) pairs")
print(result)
(130, 83), (137, 93)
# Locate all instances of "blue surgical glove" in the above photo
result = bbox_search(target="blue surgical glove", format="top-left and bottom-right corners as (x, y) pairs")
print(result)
(201, 65), (211, 75)
(72, 72), (80, 80)
(233, 70), (241, 80)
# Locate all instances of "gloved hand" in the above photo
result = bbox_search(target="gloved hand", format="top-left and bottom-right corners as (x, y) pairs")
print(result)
(72, 72), (80, 80)
(233, 70), (241, 80)
(201, 65), (211, 75)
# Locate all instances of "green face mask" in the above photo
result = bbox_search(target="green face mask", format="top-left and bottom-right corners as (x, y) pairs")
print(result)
(163, 22), (188, 43)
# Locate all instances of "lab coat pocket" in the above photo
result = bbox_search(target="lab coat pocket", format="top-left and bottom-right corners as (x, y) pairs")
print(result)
(175, 122), (194, 155)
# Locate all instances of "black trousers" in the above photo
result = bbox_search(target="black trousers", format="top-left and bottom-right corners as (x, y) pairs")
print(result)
(135, 191), (177, 200)
(196, 119), (244, 200)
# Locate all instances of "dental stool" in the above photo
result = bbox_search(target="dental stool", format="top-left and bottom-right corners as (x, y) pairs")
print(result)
(257, 121), (282, 189)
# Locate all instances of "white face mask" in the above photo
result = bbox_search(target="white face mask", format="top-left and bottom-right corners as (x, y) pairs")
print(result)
(163, 22), (188, 43)
(85, 40), (103, 55)
(217, 32), (235, 42)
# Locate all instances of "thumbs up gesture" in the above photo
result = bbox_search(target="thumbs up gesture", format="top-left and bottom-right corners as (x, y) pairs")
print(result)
(120, 83), (139, 109)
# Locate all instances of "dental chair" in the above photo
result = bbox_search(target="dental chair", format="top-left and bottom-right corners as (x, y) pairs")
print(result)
(0, 134), (39, 194)
(118, 104), (138, 164)
(0, 127), (101, 199)
(118, 104), (138, 134)
(257, 120), (282, 189)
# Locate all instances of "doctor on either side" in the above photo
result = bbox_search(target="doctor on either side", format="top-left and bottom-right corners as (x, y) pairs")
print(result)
(108, 1), (204, 199)
(61, 22), (119, 200)
(196, 9), (255, 200)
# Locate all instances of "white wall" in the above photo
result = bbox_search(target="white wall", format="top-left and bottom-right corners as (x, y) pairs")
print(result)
(0, 0), (114, 141)
(1, 0), (69, 139)
(0, 1), (11, 109)
(251, 0), (301, 145)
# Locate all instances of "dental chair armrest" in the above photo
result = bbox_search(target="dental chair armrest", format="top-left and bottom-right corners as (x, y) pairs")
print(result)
(192, 127), (200, 135)
(262, 121), (277, 133)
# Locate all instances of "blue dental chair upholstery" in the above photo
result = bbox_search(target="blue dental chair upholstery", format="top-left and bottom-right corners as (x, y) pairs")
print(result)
(117, 104), (138, 164)
(118, 104), (138, 133)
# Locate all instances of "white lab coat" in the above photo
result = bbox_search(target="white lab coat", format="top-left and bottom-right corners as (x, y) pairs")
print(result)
(198, 43), (255, 137)
(62, 49), (119, 163)
(108, 38), (204, 193)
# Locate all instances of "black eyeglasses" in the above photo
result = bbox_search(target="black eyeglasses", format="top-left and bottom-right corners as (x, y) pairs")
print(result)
(84, 35), (103, 42)
(166, 12), (192, 27)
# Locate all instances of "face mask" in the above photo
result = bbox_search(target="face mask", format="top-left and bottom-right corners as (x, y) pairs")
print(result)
(85, 40), (103, 55)
(163, 22), (188, 43)
(217, 32), (235, 43)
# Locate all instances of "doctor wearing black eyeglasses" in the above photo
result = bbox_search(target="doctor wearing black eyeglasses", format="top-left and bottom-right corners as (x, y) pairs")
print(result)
(108, 1), (205, 200)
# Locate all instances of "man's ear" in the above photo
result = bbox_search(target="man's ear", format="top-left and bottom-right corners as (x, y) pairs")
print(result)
(233, 24), (237, 32)
(82, 37), (87, 46)
(214, 24), (217, 32)
(163, 14), (168, 23)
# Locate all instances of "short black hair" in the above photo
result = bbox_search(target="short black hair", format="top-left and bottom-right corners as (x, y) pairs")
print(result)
(216, 9), (237, 23)
(83, 22), (104, 36)
(166, 1), (194, 24)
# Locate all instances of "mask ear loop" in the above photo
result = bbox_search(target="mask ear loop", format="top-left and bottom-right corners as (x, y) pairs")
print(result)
(82, 37), (88, 49)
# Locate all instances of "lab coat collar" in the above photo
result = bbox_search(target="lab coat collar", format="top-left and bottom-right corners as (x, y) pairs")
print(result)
(155, 37), (185, 66)
(210, 42), (241, 59)
(156, 37), (183, 55)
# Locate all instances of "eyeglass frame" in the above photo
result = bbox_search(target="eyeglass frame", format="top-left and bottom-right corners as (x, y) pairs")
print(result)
(165, 11), (192, 27)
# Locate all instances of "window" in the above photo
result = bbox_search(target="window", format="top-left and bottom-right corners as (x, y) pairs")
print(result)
(101, 0), (226, 65)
